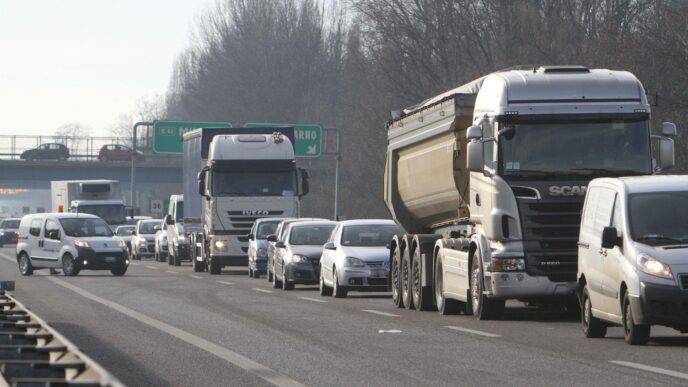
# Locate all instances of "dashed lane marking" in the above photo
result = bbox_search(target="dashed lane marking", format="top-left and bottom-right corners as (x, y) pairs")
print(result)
(362, 310), (399, 317)
(189, 275), (203, 279)
(299, 297), (328, 303)
(217, 281), (235, 285)
(378, 329), (402, 333)
(444, 325), (501, 338)
(253, 288), (274, 294)
(145, 266), (158, 270)
(610, 361), (688, 381)
(166, 271), (178, 274)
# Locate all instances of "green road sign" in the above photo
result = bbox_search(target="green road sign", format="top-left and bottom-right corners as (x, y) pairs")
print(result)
(244, 123), (322, 157)
(153, 121), (231, 154)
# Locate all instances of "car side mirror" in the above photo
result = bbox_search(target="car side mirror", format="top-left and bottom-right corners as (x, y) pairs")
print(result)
(466, 125), (482, 140)
(324, 241), (336, 250)
(247, 233), (254, 240)
(165, 214), (174, 226)
(275, 241), (286, 248)
(658, 137), (675, 170)
(601, 226), (620, 249)
(467, 141), (484, 172)
(661, 122), (677, 137)
(266, 234), (277, 243)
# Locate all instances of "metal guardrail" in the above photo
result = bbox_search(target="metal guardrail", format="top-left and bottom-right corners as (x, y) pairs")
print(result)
(0, 134), (156, 161)
(0, 290), (124, 386)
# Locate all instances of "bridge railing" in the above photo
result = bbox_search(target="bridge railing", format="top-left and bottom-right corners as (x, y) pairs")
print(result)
(0, 134), (162, 160)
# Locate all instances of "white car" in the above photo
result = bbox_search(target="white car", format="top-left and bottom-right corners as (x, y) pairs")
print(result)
(319, 219), (402, 298)
(578, 176), (688, 345)
(154, 219), (168, 262)
(130, 219), (160, 261)
(15, 213), (129, 276)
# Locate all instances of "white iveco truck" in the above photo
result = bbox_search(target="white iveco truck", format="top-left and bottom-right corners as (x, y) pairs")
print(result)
(51, 180), (127, 227)
(180, 127), (309, 274)
(385, 66), (677, 320)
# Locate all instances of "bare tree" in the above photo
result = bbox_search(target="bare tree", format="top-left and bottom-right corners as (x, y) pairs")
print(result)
(54, 122), (92, 154)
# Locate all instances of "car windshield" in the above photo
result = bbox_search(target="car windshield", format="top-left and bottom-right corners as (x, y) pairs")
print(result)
(290, 224), (335, 245)
(1, 219), (19, 229)
(138, 222), (158, 234)
(256, 221), (280, 239)
(76, 204), (126, 225)
(212, 170), (297, 197)
(499, 119), (651, 178)
(60, 217), (113, 237)
(116, 227), (135, 236)
(629, 191), (688, 245)
(341, 224), (402, 247)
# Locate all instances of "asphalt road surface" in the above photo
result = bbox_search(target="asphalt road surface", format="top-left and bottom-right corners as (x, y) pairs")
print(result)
(1, 247), (687, 386)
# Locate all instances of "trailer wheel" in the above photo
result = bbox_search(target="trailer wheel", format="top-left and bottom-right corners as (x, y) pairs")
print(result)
(401, 248), (414, 310)
(434, 257), (460, 315)
(412, 247), (433, 311)
(470, 251), (504, 320)
(391, 244), (404, 308)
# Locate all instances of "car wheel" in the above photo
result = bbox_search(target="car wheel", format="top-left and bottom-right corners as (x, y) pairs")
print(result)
(209, 259), (221, 275)
(267, 264), (274, 282)
(111, 266), (127, 276)
(248, 267), (254, 278)
(623, 292), (650, 345)
(401, 248), (414, 310)
(391, 245), (404, 308)
(62, 254), (79, 276)
(581, 286), (607, 338)
(174, 255), (181, 266)
(167, 253), (174, 266)
(272, 263), (281, 288)
(282, 267), (294, 291)
(18, 252), (33, 276)
(319, 266), (333, 296)
(434, 258), (460, 315)
(193, 258), (206, 273)
(471, 252), (504, 320)
(333, 267), (348, 298)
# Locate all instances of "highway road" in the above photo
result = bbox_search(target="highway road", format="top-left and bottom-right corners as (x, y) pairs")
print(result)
(1, 247), (687, 386)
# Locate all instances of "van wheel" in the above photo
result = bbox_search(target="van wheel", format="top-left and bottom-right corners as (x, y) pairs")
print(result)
(470, 253), (504, 320)
(412, 248), (434, 311)
(401, 249), (414, 310)
(581, 286), (607, 338)
(434, 258), (460, 315)
(62, 254), (79, 276)
(391, 246), (404, 308)
(18, 253), (33, 276)
(111, 266), (127, 276)
(624, 292), (650, 345)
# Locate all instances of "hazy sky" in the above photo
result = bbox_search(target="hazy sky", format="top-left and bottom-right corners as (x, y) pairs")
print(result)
(0, 0), (213, 136)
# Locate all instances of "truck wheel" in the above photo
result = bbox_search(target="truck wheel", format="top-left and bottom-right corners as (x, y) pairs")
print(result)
(434, 258), (460, 315)
(18, 252), (33, 276)
(470, 253), (504, 320)
(62, 254), (80, 276)
(333, 267), (348, 298)
(282, 267), (294, 290)
(319, 268), (333, 296)
(391, 245), (404, 308)
(193, 259), (206, 273)
(412, 247), (433, 311)
(272, 264), (281, 288)
(401, 248), (414, 310)
(209, 259), (221, 275)
(581, 286), (607, 338)
(623, 292), (650, 345)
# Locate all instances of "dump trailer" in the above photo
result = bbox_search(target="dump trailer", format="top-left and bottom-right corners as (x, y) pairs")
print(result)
(385, 66), (677, 320)
(51, 180), (127, 227)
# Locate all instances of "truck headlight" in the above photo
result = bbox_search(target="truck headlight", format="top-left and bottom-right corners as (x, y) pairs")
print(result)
(74, 240), (90, 248)
(637, 254), (673, 279)
(213, 240), (228, 252)
(257, 248), (267, 258)
(345, 257), (366, 268)
(492, 257), (525, 272)
(292, 254), (308, 263)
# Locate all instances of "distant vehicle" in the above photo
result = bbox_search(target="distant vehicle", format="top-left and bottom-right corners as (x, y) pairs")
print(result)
(51, 180), (127, 227)
(271, 220), (337, 290)
(98, 144), (144, 162)
(0, 218), (20, 247)
(130, 219), (159, 260)
(266, 218), (324, 282)
(126, 216), (152, 226)
(154, 219), (168, 262)
(20, 143), (69, 161)
(114, 225), (136, 254)
(165, 194), (188, 266)
(15, 213), (129, 276)
(247, 217), (288, 278)
(578, 176), (688, 345)
(319, 220), (402, 298)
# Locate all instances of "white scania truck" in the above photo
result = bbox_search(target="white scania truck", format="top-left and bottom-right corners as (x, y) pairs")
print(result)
(51, 180), (127, 227)
(175, 127), (309, 274)
(385, 66), (677, 320)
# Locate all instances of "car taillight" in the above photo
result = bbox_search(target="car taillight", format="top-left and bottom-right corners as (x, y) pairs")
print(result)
(15, 234), (19, 244)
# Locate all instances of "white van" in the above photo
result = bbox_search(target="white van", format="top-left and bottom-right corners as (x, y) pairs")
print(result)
(578, 176), (688, 345)
(15, 213), (130, 276)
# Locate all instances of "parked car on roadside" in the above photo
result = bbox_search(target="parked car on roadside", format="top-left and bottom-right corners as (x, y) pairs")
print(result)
(130, 219), (160, 260)
(15, 213), (129, 276)
(272, 220), (337, 290)
(247, 217), (287, 278)
(319, 219), (402, 298)
(154, 220), (168, 262)
(20, 143), (69, 161)
(114, 225), (136, 254)
(578, 176), (688, 345)
(98, 144), (144, 162)
(0, 218), (20, 247)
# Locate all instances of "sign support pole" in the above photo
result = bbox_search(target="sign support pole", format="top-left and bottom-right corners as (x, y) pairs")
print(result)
(130, 121), (153, 216)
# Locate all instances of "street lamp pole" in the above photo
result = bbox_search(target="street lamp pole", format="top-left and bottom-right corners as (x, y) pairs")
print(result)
(130, 121), (153, 216)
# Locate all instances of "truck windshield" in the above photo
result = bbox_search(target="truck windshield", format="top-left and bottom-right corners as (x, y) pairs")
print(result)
(256, 221), (280, 239)
(60, 218), (114, 237)
(290, 224), (335, 245)
(341, 224), (402, 247)
(629, 191), (688, 245)
(498, 120), (651, 178)
(212, 170), (297, 197)
(76, 205), (126, 225)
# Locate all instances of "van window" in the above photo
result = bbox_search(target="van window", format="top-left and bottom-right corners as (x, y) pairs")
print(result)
(44, 219), (60, 239)
(581, 188), (599, 234)
(592, 188), (615, 236)
(29, 218), (42, 237)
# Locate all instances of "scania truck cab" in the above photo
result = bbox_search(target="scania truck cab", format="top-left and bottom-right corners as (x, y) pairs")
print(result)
(385, 66), (677, 320)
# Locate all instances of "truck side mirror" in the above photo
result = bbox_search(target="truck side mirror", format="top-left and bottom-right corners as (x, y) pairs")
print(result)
(467, 141), (484, 172)
(466, 125), (482, 140)
(658, 137), (675, 170)
(266, 234), (277, 243)
(165, 214), (174, 226)
(197, 170), (207, 197)
(298, 168), (310, 196)
(661, 122), (677, 137)
(601, 226), (620, 249)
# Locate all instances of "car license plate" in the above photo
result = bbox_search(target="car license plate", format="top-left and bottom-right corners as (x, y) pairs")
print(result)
(105, 257), (116, 263)
(371, 268), (385, 278)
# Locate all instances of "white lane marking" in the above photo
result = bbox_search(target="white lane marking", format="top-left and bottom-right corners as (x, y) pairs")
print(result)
(166, 271), (178, 274)
(253, 288), (274, 294)
(610, 361), (688, 381)
(362, 309), (399, 317)
(145, 266), (158, 270)
(444, 326), (501, 338)
(189, 275), (203, 279)
(217, 281), (235, 285)
(378, 329), (402, 333)
(299, 297), (328, 303)
(45, 276), (305, 387)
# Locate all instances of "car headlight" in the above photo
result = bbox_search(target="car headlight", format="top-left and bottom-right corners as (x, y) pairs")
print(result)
(74, 240), (89, 248)
(292, 254), (308, 263)
(257, 248), (267, 258)
(492, 257), (525, 272)
(345, 256), (366, 268)
(138, 239), (147, 246)
(637, 254), (673, 279)
(213, 240), (228, 252)
(117, 239), (127, 249)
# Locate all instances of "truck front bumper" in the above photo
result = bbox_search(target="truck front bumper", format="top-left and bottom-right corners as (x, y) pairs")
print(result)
(628, 282), (688, 331)
(489, 271), (577, 299)
(210, 254), (248, 267)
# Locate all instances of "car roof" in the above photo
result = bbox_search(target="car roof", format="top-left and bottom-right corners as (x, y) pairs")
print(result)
(289, 220), (337, 228)
(2, 218), (21, 222)
(38, 212), (100, 219)
(256, 217), (291, 224)
(592, 175), (688, 195)
(337, 219), (398, 226)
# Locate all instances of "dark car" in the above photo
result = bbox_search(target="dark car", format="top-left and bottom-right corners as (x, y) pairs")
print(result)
(0, 218), (20, 247)
(20, 143), (69, 161)
(98, 144), (144, 162)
